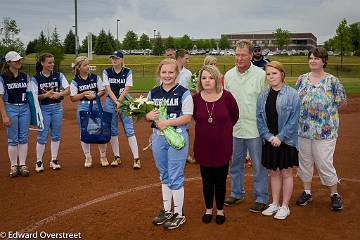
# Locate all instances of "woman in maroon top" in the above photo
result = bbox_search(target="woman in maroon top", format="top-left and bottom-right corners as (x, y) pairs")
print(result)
(193, 65), (239, 224)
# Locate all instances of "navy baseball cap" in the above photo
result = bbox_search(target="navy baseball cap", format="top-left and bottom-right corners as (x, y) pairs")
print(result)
(254, 45), (261, 50)
(110, 50), (124, 58)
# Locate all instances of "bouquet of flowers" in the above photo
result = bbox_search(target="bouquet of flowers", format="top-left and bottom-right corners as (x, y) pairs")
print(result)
(188, 72), (198, 93)
(157, 100), (186, 150)
(118, 95), (155, 121)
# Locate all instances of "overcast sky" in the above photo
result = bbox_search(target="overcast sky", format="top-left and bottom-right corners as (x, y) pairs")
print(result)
(1, 0), (359, 45)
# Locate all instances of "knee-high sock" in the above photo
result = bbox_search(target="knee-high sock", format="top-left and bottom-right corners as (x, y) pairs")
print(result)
(18, 143), (28, 166)
(98, 144), (107, 158)
(110, 136), (120, 157)
(36, 143), (46, 162)
(172, 187), (184, 216)
(162, 184), (173, 212)
(8, 145), (18, 166)
(80, 141), (91, 159)
(51, 140), (60, 160)
(128, 136), (139, 159)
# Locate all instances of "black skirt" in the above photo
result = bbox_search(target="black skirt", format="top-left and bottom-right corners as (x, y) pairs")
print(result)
(261, 141), (299, 170)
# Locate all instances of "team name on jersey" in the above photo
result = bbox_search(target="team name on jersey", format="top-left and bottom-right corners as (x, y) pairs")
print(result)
(40, 82), (58, 90)
(108, 77), (126, 84)
(6, 82), (27, 90)
(79, 83), (97, 91)
(152, 98), (179, 106)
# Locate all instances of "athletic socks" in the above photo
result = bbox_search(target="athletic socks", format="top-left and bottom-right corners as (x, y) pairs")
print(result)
(110, 136), (120, 157)
(36, 143), (46, 162)
(172, 187), (184, 216)
(8, 145), (18, 166)
(51, 140), (60, 160)
(162, 184), (173, 212)
(128, 136), (139, 159)
(18, 143), (28, 166)
(305, 189), (312, 195)
(80, 141), (91, 159)
(98, 144), (107, 158)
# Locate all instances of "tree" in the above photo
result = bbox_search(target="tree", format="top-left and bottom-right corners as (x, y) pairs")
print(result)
(63, 30), (76, 54)
(0, 17), (24, 55)
(81, 34), (97, 53)
(218, 35), (231, 49)
(33, 28), (64, 65)
(122, 30), (138, 50)
(349, 23), (360, 55)
(138, 33), (151, 49)
(152, 34), (164, 56)
(26, 39), (38, 55)
(333, 19), (352, 66)
(273, 28), (290, 50)
(178, 35), (193, 50)
(209, 39), (217, 49)
(95, 29), (113, 55)
(323, 38), (335, 51)
(164, 36), (176, 49)
(50, 27), (62, 48)
(107, 30), (117, 51)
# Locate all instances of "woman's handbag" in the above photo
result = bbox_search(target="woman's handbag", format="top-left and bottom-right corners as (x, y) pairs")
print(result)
(79, 95), (112, 144)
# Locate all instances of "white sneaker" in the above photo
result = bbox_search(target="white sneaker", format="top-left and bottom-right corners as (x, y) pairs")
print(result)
(84, 157), (92, 168)
(35, 161), (44, 172)
(133, 159), (141, 169)
(111, 156), (121, 167)
(100, 157), (109, 167)
(274, 206), (290, 220)
(50, 160), (61, 170)
(262, 203), (279, 216)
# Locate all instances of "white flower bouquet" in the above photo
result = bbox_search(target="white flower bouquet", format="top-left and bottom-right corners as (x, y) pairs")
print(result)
(118, 95), (155, 121)
(188, 72), (198, 93)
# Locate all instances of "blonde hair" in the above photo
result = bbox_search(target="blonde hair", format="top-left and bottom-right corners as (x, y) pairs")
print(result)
(156, 58), (179, 82)
(197, 65), (222, 93)
(73, 56), (89, 75)
(236, 39), (253, 54)
(203, 56), (217, 66)
(265, 61), (286, 83)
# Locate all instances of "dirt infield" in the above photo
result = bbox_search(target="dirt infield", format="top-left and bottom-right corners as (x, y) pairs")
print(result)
(0, 95), (359, 240)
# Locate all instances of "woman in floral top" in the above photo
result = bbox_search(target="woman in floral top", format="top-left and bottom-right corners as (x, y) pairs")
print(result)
(295, 47), (347, 211)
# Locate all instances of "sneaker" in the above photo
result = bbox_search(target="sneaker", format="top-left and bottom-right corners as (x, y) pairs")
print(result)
(111, 156), (121, 167)
(35, 161), (44, 172)
(152, 210), (173, 225)
(18, 165), (30, 177)
(164, 213), (186, 230)
(186, 155), (196, 164)
(274, 206), (290, 220)
(100, 157), (109, 167)
(296, 191), (313, 206)
(262, 203), (279, 216)
(224, 196), (245, 206)
(330, 194), (343, 211)
(245, 157), (252, 168)
(249, 202), (267, 213)
(133, 159), (141, 169)
(9, 165), (19, 177)
(84, 157), (92, 168)
(50, 160), (61, 170)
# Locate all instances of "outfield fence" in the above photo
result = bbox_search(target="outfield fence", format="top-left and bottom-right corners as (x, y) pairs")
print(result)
(21, 63), (360, 93)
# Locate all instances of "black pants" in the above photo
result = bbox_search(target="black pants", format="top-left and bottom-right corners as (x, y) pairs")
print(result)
(200, 164), (229, 210)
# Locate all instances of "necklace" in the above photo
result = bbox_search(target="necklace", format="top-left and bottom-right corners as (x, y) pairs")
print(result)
(205, 102), (215, 123)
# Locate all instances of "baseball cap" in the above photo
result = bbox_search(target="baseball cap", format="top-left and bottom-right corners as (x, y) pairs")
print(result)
(5, 51), (23, 62)
(253, 45), (261, 51)
(110, 50), (124, 58)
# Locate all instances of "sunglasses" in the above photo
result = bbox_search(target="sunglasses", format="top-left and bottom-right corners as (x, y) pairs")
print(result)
(254, 49), (261, 53)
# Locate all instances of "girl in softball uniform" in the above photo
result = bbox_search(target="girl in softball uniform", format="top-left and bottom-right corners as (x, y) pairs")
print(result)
(69, 56), (108, 168)
(103, 50), (140, 169)
(32, 53), (70, 172)
(145, 58), (193, 230)
(0, 51), (31, 177)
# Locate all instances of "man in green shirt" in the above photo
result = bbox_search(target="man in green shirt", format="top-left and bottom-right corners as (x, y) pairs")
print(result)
(224, 40), (268, 213)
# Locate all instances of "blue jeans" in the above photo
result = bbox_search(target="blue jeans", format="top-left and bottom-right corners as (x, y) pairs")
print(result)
(5, 103), (30, 146)
(151, 129), (189, 190)
(104, 97), (135, 137)
(76, 101), (101, 126)
(37, 103), (63, 144)
(230, 137), (268, 204)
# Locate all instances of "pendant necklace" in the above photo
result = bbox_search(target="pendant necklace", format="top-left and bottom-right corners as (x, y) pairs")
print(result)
(205, 101), (215, 123)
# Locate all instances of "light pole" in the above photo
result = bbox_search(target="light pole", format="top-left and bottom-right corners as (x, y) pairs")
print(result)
(74, 0), (79, 57)
(153, 29), (156, 41)
(116, 19), (120, 44)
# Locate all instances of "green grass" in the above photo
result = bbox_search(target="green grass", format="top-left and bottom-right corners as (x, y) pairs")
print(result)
(22, 54), (360, 94)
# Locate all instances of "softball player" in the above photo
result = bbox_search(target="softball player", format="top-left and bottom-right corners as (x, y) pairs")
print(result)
(69, 56), (107, 168)
(32, 53), (70, 172)
(0, 51), (31, 177)
(103, 50), (140, 169)
(145, 58), (193, 230)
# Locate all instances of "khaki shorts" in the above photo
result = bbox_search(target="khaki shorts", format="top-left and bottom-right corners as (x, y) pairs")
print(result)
(297, 137), (338, 186)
